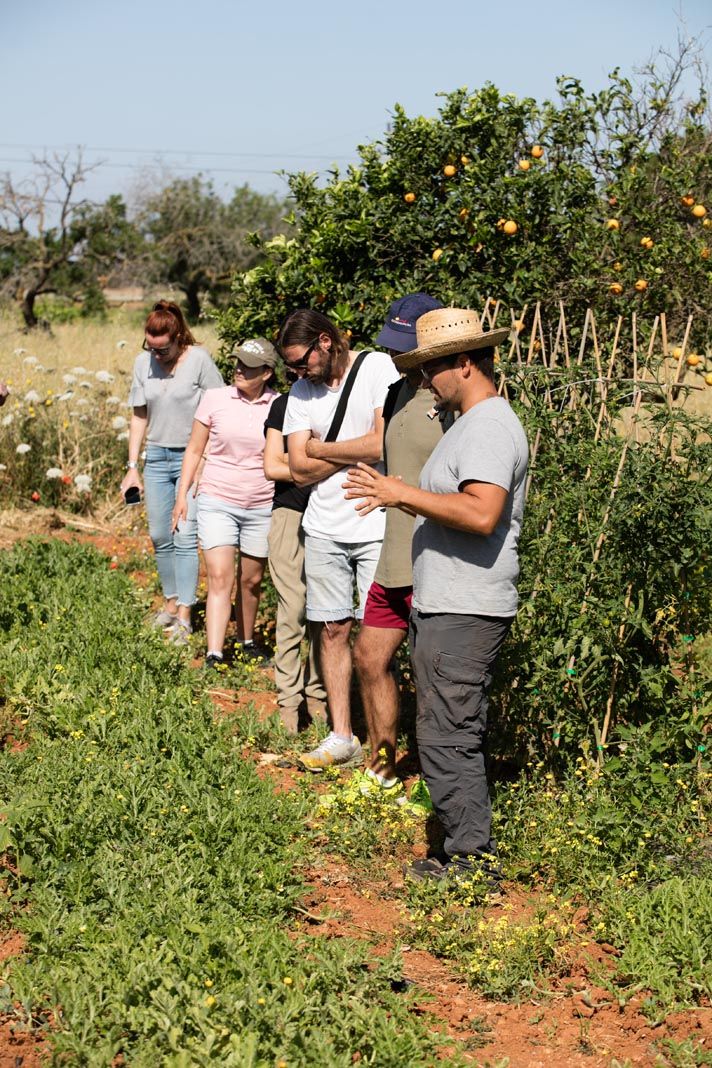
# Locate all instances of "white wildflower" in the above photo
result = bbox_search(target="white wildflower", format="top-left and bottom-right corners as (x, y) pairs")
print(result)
(16, 443), (31, 455)
(24, 390), (40, 403)
(57, 391), (74, 402)
(22, 355), (38, 366)
(79, 415), (89, 422)
(74, 473), (92, 493)
(62, 374), (77, 386)
(116, 340), (127, 349)
(13, 348), (26, 356)
(116, 430), (129, 441)
(46, 467), (64, 480)
(76, 398), (89, 407)
(70, 366), (88, 375)
(95, 370), (114, 384)
(106, 395), (121, 405)
(111, 415), (128, 431)
(2, 414), (13, 426)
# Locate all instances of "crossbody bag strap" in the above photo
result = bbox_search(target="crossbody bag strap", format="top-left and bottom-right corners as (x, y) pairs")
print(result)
(324, 350), (372, 442)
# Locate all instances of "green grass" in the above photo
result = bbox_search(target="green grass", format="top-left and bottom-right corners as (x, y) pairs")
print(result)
(0, 539), (464, 1065)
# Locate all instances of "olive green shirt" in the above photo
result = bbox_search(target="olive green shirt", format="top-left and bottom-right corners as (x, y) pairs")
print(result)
(374, 379), (446, 588)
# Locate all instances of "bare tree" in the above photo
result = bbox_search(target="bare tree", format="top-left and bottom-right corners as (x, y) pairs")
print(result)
(0, 152), (139, 329)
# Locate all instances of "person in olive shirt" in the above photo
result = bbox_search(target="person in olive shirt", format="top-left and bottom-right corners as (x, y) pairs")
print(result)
(264, 390), (327, 734)
(353, 293), (445, 799)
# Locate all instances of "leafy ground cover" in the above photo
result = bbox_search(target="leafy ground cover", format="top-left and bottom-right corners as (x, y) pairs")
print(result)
(0, 521), (709, 1066)
(0, 537), (467, 1066)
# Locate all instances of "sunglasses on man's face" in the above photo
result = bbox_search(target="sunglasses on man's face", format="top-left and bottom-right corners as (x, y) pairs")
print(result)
(420, 355), (459, 382)
(284, 338), (320, 371)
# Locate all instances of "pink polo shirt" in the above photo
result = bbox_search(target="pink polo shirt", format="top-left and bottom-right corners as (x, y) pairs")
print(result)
(194, 385), (279, 508)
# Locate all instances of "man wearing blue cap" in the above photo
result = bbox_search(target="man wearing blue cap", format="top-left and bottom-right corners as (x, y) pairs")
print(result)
(353, 293), (447, 802)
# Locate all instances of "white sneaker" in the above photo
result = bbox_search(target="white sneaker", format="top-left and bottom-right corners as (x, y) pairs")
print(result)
(298, 732), (363, 772)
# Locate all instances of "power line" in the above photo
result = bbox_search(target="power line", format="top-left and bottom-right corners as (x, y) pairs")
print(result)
(0, 142), (360, 162)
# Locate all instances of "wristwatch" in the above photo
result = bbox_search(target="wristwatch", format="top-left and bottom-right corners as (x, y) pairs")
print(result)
(126, 461), (139, 469)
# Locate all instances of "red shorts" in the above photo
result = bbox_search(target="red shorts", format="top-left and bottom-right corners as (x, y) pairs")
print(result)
(362, 581), (413, 631)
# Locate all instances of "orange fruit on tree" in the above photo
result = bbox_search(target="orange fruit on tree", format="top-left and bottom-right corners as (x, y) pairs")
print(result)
(460, 155), (470, 165)
(404, 192), (416, 203)
(608, 196), (618, 206)
(671, 347), (683, 359)
(634, 279), (648, 292)
(613, 261), (623, 271)
(705, 373), (712, 386)
(691, 204), (707, 217)
(503, 220), (518, 235)
(513, 319), (525, 332)
(443, 164), (457, 177)
(531, 145), (544, 158)
(703, 218), (712, 229)
(686, 354), (701, 367)
(640, 236), (654, 249)
(606, 219), (620, 230)
(496, 218), (506, 230)
(459, 207), (469, 219)
(701, 248), (710, 260)
(609, 282), (623, 295)
(432, 248), (444, 262)
(681, 194), (695, 207)
(518, 159), (530, 171)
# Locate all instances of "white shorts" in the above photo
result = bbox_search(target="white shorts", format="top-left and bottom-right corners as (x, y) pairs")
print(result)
(304, 535), (382, 622)
(198, 494), (272, 558)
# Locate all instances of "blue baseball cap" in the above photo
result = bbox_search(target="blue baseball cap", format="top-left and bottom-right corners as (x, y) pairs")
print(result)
(376, 292), (444, 353)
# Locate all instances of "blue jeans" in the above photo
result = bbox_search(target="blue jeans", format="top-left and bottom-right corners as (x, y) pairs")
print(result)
(143, 445), (198, 607)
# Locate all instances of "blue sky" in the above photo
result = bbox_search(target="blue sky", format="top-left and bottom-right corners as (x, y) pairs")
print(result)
(1, 0), (710, 207)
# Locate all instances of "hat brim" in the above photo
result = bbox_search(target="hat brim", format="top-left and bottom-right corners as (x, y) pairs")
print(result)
(394, 327), (511, 370)
(232, 350), (275, 369)
(375, 323), (417, 353)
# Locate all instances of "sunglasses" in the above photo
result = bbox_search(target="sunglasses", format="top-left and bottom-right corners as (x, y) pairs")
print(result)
(284, 337), (320, 371)
(420, 355), (459, 382)
(143, 339), (174, 357)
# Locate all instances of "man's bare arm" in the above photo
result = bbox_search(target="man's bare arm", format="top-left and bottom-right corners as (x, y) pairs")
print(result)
(343, 463), (508, 536)
(305, 409), (385, 465)
(288, 429), (346, 486)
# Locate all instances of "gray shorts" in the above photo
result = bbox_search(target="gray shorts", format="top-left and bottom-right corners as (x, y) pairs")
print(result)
(304, 535), (382, 622)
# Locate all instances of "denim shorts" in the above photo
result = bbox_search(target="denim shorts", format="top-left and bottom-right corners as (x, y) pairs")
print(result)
(197, 494), (272, 557)
(304, 535), (382, 622)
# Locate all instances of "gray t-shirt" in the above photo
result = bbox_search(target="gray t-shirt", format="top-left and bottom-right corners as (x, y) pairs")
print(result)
(128, 346), (224, 448)
(412, 396), (528, 616)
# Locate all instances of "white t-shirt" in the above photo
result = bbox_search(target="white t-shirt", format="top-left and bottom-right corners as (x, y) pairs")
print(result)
(283, 351), (400, 542)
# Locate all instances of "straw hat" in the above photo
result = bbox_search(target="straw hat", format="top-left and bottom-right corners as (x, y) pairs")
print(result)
(394, 307), (509, 370)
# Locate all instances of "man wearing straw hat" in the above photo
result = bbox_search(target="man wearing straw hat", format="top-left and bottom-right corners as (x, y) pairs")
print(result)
(344, 307), (528, 886)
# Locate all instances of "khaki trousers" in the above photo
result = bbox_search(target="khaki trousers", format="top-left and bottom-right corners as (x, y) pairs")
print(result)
(268, 507), (326, 718)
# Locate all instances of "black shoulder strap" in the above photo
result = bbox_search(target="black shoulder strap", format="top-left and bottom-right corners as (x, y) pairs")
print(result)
(324, 350), (371, 443)
(439, 409), (456, 433)
(382, 378), (404, 431)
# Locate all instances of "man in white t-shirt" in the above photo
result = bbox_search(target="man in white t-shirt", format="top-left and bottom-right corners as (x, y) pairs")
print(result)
(280, 309), (399, 770)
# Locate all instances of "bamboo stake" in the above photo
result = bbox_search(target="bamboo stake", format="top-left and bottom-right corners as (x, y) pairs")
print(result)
(671, 315), (693, 401)
(598, 583), (634, 763)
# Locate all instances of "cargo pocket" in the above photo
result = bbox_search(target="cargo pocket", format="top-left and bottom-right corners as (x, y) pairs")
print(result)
(428, 651), (489, 739)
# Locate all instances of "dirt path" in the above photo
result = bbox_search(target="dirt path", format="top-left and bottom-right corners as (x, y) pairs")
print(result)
(0, 508), (709, 1066)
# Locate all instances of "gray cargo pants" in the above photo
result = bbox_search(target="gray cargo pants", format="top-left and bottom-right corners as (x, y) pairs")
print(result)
(409, 609), (512, 870)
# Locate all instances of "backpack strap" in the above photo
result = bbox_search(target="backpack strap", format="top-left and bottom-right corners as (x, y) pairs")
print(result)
(324, 350), (372, 442)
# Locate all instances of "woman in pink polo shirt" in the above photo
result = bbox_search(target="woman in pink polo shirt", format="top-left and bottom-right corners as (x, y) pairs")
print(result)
(173, 338), (279, 667)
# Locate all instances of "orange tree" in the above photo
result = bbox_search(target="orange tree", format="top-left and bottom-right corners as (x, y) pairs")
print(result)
(219, 50), (712, 766)
(220, 48), (711, 349)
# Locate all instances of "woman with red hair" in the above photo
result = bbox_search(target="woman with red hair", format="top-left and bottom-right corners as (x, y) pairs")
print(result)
(121, 300), (223, 643)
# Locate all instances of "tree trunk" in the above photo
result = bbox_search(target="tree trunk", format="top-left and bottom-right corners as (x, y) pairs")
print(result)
(20, 288), (51, 332)
(183, 283), (201, 322)
(21, 288), (39, 330)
